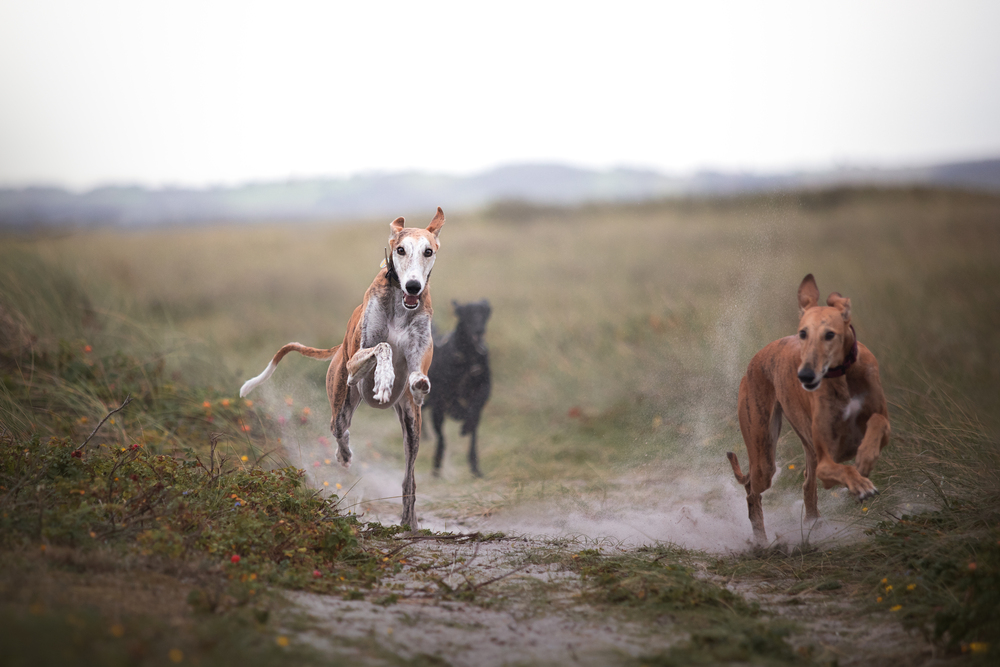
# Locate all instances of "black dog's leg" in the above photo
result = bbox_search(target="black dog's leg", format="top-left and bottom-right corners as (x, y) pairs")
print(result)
(431, 404), (447, 476)
(463, 371), (490, 478)
(467, 417), (482, 478)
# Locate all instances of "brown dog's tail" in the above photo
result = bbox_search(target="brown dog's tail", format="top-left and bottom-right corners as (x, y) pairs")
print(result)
(239, 342), (341, 397)
(726, 452), (750, 486)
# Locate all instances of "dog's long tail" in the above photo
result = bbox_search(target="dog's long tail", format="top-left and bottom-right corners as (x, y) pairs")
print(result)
(726, 452), (750, 486)
(239, 342), (340, 397)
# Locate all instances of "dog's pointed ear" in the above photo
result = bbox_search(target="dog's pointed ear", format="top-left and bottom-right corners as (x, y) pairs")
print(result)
(426, 207), (445, 240)
(798, 274), (820, 315)
(451, 299), (459, 314)
(388, 217), (405, 242)
(827, 292), (852, 322)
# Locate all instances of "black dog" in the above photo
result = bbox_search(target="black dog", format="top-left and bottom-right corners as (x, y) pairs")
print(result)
(426, 300), (492, 477)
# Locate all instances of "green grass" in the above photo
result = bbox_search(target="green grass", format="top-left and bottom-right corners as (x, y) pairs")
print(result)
(554, 546), (806, 665)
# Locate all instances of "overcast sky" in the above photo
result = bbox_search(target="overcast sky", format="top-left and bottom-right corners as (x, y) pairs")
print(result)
(1, 1), (999, 190)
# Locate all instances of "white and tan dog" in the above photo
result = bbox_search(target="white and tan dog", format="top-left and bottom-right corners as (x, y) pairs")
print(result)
(240, 208), (446, 530)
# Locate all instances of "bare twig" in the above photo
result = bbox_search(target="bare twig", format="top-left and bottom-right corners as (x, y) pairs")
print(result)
(468, 561), (533, 591)
(75, 395), (133, 452)
(392, 532), (482, 543)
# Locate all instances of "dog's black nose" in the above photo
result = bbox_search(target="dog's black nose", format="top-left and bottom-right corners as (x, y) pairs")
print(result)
(797, 367), (816, 384)
(405, 280), (421, 295)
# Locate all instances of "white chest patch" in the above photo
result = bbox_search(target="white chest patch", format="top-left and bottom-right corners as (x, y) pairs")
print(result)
(386, 313), (419, 361)
(842, 395), (865, 421)
(387, 319), (409, 351)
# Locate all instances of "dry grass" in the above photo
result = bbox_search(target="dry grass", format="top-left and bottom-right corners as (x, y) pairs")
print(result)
(4, 187), (999, 517)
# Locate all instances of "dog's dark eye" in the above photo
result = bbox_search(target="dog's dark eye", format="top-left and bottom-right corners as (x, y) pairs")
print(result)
(423, 248), (433, 257)
(825, 331), (835, 341)
(799, 329), (807, 339)
(396, 247), (405, 255)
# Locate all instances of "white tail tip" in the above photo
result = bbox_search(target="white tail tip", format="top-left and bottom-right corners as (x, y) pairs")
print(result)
(239, 361), (276, 397)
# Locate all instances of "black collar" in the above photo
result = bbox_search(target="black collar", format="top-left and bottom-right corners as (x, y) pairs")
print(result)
(824, 325), (858, 378)
(384, 248), (401, 288)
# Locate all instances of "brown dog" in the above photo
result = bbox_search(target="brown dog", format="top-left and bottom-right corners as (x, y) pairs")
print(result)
(727, 274), (890, 544)
(240, 208), (446, 530)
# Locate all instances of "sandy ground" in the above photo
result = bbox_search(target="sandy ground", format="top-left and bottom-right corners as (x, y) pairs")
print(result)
(280, 519), (957, 666)
(272, 409), (949, 665)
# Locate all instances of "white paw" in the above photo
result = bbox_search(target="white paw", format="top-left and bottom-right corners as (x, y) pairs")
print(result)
(373, 375), (393, 404)
(409, 372), (430, 405)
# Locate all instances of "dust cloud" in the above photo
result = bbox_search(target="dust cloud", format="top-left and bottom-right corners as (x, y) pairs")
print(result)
(243, 224), (878, 554)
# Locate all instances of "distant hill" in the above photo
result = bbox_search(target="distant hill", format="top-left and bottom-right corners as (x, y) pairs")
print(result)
(1, 158), (999, 228)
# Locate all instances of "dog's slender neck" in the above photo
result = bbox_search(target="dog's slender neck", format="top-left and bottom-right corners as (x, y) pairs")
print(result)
(824, 324), (858, 378)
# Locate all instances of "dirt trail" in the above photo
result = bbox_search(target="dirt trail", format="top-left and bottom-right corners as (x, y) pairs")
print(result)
(284, 530), (953, 667)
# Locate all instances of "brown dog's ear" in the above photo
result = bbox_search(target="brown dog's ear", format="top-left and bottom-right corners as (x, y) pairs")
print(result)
(797, 274), (820, 315)
(388, 217), (405, 243)
(827, 292), (852, 322)
(426, 207), (445, 240)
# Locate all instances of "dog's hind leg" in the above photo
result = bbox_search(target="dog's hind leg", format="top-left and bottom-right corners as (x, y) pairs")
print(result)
(736, 375), (778, 544)
(395, 398), (421, 531)
(331, 388), (361, 468)
(326, 347), (358, 468)
(431, 405), (446, 477)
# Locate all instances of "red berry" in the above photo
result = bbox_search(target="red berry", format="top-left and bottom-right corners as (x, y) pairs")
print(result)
(231, 554), (241, 564)
(312, 570), (322, 578)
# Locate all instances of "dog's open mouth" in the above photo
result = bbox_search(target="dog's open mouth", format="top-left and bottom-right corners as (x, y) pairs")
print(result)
(403, 294), (419, 310)
(801, 379), (821, 392)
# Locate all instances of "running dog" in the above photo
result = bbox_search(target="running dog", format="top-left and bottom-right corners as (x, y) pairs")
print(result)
(426, 299), (492, 477)
(239, 208), (446, 530)
(727, 274), (890, 544)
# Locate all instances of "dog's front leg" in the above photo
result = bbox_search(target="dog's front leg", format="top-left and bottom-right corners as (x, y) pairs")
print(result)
(402, 321), (433, 407)
(346, 343), (394, 404)
(408, 371), (431, 406)
(855, 413), (890, 478)
(812, 417), (878, 500)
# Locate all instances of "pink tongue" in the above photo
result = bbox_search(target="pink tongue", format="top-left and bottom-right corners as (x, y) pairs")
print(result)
(404, 294), (419, 307)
